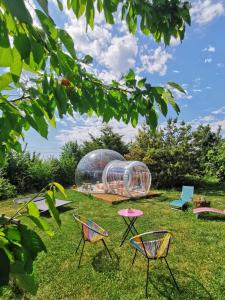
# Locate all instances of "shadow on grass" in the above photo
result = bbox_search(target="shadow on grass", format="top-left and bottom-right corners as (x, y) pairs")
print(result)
(149, 269), (212, 300)
(92, 249), (120, 273)
(197, 214), (225, 222)
(196, 181), (225, 197)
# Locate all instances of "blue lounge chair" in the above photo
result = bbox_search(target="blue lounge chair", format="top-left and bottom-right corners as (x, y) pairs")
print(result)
(170, 186), (194, 209)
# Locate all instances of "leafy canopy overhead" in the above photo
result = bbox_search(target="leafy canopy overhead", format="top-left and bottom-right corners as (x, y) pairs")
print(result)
(0, 0), (190, 161)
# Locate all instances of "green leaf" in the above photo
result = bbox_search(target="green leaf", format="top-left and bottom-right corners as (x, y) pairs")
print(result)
(12, 266), (38, 295)
(37, 0), (49, 15)
(6, 227), (21, 242)
(14, 34), (31, 60)
(2, 0), (33, 24)
(131, 110), (138, 127)
(35, 116), (48, 138)
(0, 236), (14, 262)
(53, 182), (67, 198)
(11, 47), (22, 83)
(72, 0), (87, 18)
(103, 9), (114, 24)
(27, 202), (40, 218)
(86, 0), (94, 29)
(19, 224), (47, 272)
(97, 0), (103, 12)
(58, 29), (77, 59)
(54, 85), (68, 117)
(165, 90), (180, 114)
(0, 19), (13, 67)
(167, 82), (186, 94)
(0, 73), (13, 90)
(26, 216), (54, 236)
(45, 190), (61, 226)
(148, 107), (158, 131)
(124, 69), (135, 81)
(57, 0), (64, 10)
(35, 9), (57, 39)
(82, 54), (93, 64)
(138, 78), (146, 88)
(0, 249), (10, 285)
(151, 87), (168, 117)
(44, 113), (56, 128)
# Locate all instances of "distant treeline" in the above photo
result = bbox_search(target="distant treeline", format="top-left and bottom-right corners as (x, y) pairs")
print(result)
(0, 120), (224, 199)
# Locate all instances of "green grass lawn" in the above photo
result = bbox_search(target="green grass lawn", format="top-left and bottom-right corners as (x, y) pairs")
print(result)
(1, 183), (225, 299)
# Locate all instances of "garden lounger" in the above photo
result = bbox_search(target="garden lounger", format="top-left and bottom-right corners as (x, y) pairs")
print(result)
(170, 186), (194, 209)
(193, 207), (225, 219)
(14, 196), (72, 213)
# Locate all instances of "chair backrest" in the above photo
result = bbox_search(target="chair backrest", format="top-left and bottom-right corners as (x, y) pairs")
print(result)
(181, 186), (194, 202)
(73, 214), (106, 241)
(130, 230), (172, 259)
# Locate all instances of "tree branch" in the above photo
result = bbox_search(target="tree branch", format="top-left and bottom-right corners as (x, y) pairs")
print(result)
(9, 94), (30, 103)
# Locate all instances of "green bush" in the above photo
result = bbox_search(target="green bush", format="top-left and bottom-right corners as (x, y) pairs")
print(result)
(0, 177), (17, 200)
(28, 159), (53, 190)
(207, 141), (225, 181)
(3, 151), (31, 193)
(59, 141), (82, 186)
(126, 120), (222, 188)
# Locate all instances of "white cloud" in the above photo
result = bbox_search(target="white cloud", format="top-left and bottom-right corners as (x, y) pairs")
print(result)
(55, 113), (141, 145)
(191, 115), (225, 135)
(139, 47), (172, 76)
(192, 88), (202, 93)
(204, 58), (212, 63)
(200, 115), (215, 122)
(65, 17), (112, 58)
(169, 37), (181, 47)
(191, 0), (224, 25)
(212, 106), (225, 115)
(173, 70), (180, 73)
(169, 86), (192, 100)
(202, 45), (216, 52)
(100, 35), (138, 77)
(217, 63), (225, 68)
(63, 4), (138, 80)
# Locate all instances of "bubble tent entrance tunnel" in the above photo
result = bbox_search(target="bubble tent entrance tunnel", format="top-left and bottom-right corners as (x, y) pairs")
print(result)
(75, 149), (151, 198)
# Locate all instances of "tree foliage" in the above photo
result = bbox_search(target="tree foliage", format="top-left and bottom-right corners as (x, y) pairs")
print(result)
(126, 120), (222, 188)
(82, 125), (128, 155)
(0, 182), (66, 291)
(0, 0), (190, 162)
(0, 0), (191, 293)
(59, 141), (82, 185)
(207, 140), (225, 181)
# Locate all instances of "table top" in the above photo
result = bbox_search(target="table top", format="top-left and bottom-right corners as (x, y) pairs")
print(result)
(118, 208), (143, 217)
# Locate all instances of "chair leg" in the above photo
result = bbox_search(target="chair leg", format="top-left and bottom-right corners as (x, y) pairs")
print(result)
(102, 239), (112, 259)
(146, 259), (150, 298)
(78, 240), (85, 268)
(164, 258), (180, 292)
(132, 249), (137, 266)
(75, 237), (83, 254)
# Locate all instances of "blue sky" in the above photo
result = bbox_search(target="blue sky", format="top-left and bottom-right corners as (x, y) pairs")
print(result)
(24, 0), (225, 157)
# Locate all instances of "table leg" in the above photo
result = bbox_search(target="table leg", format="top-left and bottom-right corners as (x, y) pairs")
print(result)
(121, 217), (134, 239)
(120, 217), (138, 247)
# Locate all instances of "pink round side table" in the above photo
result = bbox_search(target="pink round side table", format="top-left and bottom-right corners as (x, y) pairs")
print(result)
(118, 208), (143, 246)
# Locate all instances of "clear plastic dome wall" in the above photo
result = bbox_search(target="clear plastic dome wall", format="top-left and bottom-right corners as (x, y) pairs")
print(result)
(102, 160), (151, 197)
(75, 149), (125, 193)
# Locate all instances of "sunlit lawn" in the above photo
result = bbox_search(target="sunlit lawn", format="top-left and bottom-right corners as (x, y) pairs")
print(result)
(1, 182), (225, 299)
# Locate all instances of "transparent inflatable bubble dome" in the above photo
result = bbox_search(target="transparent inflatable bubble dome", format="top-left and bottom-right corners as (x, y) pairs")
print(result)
(75, 149), (151, 197)
(75, 149), (125, 193)
(103, 160), (151, 197)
